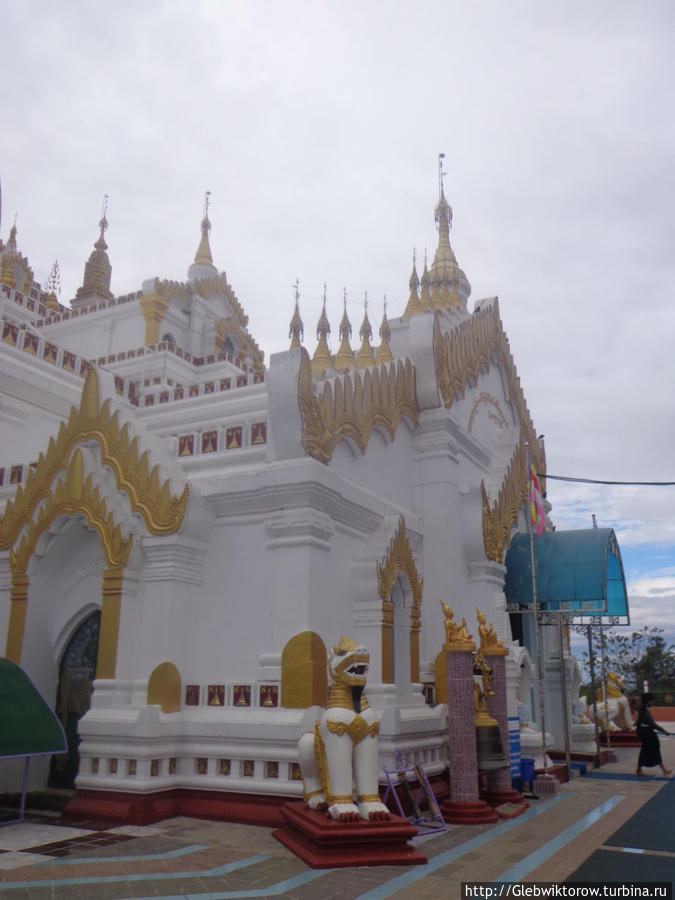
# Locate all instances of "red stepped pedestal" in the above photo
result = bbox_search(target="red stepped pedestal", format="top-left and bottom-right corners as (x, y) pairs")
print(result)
(273, 802), (427, 868)
(440, 799), (498, 824)
(479, 787), (528, 814)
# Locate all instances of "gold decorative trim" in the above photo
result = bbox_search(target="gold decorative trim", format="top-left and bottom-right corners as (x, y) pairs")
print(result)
(299, 348), (418, 464)
(10, 449), (133, 576)
(314, 721), (331, 800)
(139, 294), (170, 346)
(356, 793), (381, 803)
(433, 307), (546, 562)
(5, 574), (29, 663)
(215, 315), (264, 367)
(481, 440), (528, 563)
(326, 716), (379, 745)
(0, 368), (189, 552)
(98, 567), (125, 679)
(280, 631), (327, 709)
(377, 517), (424, 684)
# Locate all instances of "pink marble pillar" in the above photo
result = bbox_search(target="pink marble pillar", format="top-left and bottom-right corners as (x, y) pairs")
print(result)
(482, 652), (527, 808)
(441, 648), (497, 824)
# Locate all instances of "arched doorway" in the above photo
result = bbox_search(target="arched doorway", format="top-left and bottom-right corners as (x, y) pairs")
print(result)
(48, 611), (100, 789)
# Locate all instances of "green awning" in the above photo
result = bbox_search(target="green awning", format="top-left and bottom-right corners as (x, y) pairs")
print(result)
(0, 658), (67, 758)
(504, 528), (629, 623)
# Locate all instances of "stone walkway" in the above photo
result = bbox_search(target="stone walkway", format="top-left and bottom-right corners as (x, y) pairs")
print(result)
(1, 735), (674, 898)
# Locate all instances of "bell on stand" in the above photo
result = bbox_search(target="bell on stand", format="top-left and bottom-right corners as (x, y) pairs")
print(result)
(473, 653), (508, 771)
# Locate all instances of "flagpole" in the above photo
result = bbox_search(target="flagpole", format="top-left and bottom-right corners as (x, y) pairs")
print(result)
(526, 444), (548, 776)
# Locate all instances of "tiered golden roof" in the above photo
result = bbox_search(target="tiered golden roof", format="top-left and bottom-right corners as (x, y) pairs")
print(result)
(402, 252), (423, 319)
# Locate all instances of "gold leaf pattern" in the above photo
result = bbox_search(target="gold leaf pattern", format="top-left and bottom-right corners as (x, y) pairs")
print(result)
(298, 349), (418, 463)
(433, 307), (546, 563)
(0, 368), (189, 550)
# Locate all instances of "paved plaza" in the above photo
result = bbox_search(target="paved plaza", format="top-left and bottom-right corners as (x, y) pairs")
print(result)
(1, 737), (674, 899)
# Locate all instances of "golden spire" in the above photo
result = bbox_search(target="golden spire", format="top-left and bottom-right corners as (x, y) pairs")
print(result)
(75, 195), (113, 302)
(402, 249), (423, 319)
(289, 278), (304, 350)
(429, 153), (470, 310)
(356, 292), (376, 368)
(312, 283), (333, 373)
(334, 288), (355, 372)
(376, 297), (393, 364)
(0, 218), (18, 288)
(193, 190), (215, 267)
(420, 249), (432, 310)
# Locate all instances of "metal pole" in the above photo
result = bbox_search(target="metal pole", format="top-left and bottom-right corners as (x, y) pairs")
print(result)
(587, 624), (601, 768)
(557, 613), (571, 782)
(527, 447), (548, 775)
(600, 626), (612, 754)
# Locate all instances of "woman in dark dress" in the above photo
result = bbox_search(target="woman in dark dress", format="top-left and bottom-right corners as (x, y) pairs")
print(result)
(636, 692), (672, 776)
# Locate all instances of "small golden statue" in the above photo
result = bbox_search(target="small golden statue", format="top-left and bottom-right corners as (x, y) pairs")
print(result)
(476, 608), (508, 655)
(439, 599), (474, 649)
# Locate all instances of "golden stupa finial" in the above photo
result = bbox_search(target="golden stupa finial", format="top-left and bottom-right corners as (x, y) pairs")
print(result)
(420, 248), (432, 310)
(402, 247), (423, 319)
(75, 197), (113, 301)
(429, 153), (470, 310)
(334, 287), (355, 372)
(193, 190), (214, 266)
(311, 282), (333, 373)
(376, 296), (393, 364)
(356, 291), (375, 369)
(289, 277), (304, 350)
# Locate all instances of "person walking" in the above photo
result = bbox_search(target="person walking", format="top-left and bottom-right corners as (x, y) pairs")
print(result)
(635, 692), (672, 777)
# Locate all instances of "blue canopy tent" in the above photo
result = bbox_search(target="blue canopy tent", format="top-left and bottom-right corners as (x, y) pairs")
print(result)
(0, 658), (67, 824)
(504, 528), (629, 624)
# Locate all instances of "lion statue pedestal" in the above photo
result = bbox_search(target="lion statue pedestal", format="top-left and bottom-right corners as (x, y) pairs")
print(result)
(273, 637), (426, 868)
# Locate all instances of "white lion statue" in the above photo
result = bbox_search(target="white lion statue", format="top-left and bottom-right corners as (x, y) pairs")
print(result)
(297, 636), (390, 822)
(588, 671), (633, 732)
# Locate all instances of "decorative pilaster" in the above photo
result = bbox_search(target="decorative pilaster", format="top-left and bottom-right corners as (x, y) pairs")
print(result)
(5, 573), (29, 663)
(97, 567), (124, 679)
(139, 293), (170, 346)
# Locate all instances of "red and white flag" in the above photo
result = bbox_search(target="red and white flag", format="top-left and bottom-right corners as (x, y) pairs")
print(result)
(529, 463), (546, 536)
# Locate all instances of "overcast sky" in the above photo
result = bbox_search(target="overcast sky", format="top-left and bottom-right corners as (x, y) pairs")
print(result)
(3, 0), (674, 650)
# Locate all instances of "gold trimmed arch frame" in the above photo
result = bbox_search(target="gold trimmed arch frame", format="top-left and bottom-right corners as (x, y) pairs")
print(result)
(377, 517), (423, 684)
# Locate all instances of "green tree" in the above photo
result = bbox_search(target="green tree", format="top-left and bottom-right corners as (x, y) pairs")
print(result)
(575, 625), (675, 705)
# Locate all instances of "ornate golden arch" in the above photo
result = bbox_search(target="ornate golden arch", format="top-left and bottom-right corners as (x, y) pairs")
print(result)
(4, 449), (132, 675)
(147, 661), (182, 713)
(377, 517), (423, 684)
(0, 367), (189, 552)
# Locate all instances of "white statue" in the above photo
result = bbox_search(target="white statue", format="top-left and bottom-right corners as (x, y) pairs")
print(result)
(297, 636), (390, 822)
(588, 671), (633, 732)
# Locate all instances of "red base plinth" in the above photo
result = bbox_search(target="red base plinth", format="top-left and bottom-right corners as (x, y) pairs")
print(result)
(600, 730), (640, 747)
(273, 802), (426, 868)
(440, 799), (498, 824)
(64, 788), (287, 827)
(480, 788), (529, 810)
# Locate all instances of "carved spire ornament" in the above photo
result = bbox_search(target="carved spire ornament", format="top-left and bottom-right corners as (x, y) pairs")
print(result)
(75, 195), (113, 302)
(376, 298), (393, 364)
(194, 190), (215, 267)
(355, 293), (376, 369)
(289, 278), (304, 350)
(311, 284), (333, 373)
(428, 153), (470, 311)
(402, 249), (423, 319)
(334, 289), (355, 372)
(420, 249), (432, 310)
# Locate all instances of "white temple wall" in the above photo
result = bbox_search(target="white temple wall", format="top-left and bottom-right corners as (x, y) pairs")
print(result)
(43, 305), (145, 361)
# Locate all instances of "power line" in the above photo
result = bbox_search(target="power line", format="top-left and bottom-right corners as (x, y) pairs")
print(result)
(540, 474), (675, 486)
